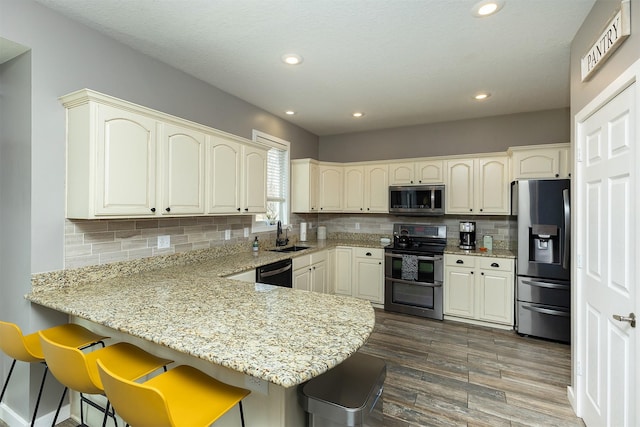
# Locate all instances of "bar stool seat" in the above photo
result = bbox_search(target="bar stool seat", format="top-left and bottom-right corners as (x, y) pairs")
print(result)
(39, 332), (172, 427)
(97, 360), (251, 427)
(0, 321), (107, 427)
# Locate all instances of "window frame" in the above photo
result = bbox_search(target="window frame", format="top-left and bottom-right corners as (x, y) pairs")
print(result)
(251, 130), (291, 233)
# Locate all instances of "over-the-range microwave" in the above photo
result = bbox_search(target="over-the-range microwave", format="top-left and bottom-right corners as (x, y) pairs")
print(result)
(389, 185), (445, 215)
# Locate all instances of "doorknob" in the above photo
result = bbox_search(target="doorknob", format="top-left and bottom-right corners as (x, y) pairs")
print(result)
(612, 312), (636, 328)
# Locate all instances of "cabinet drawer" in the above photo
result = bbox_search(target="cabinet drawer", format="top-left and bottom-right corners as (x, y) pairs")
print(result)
(311, 250), (327, 263)
(445, 254), (477, 268)
(478, 257), (514, 272)
(293, 254), (311, 269)
(353, 247), (383, 259)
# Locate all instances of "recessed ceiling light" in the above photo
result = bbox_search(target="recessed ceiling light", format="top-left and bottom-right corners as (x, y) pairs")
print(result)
(281, 54), (303, 65)
(285, 110), (296, 115)
(472, 0), (505, 17)
(352, 112), (365, 118)
(474, 92), (491, 101)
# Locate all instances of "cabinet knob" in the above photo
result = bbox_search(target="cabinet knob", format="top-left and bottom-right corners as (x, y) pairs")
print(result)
(379, 262), (382, 265)
(481, 272), (484, 275)
(367, 207), (370, 211)
(165, 207), (171, 212)
(471, 271), (474, 274)
(360, 208), (363, 211)
(491, 262), (500, 268)
(456, 259), (464, 264)
(244, 208), (249, 211)
(469, 209), (473, 212)
(418, 180), (422, 183)
(479, 208), (483, 212)
(555, 173), (560, 177)
(150, 208), (156, 213)
(237, 208), (241, 212)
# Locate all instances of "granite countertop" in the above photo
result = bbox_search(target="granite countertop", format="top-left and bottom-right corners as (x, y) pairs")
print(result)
(26, 239), (378, 388)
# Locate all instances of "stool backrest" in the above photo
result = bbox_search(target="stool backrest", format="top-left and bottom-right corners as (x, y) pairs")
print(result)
(96, 359), (173, 427)
(38, 331), (103, 394)
(0, 321), (42, 362)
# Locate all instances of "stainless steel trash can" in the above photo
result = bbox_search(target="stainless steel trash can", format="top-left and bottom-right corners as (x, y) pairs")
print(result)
(298, 352), (386, 427)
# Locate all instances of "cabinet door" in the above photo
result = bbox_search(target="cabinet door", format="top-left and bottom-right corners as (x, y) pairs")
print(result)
(343, 166), (365, 212)
(354, 256), (384, 303)
(242, 145), (267, 214)
(477, 156), (509, 214)
(444, 267), (475, 318)
(388, 162), (414, 185)
(207, 136), (241, 213)
(511, 148), (561, 179)
(365, 164), (389, 212)
(95, 104), (157, 216)
(161, 124), (206, 215)
(311, 260), (327, 294)
(478, 270), (513, 325)
(293, 268), (312, 291)
(446, 159), (474, 214)
(334, 247), (353, 296)
(319, 165), (343, 211)
(415, 160), (444, 184)
(291, 160), (319, 213)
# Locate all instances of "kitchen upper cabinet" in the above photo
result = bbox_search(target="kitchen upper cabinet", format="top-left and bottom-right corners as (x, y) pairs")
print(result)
(291, 159), (319, 213)
(343, 166), (365, 212)
(62, 89), (268, 219)
(343, 164), (389, 213)
(207, 136), (267, 215)
(446, 156), (509, 215)
(509, 143), (571, 180)
(161, 123), (206, 215)
(444, 254), (514, 328)
(318, 164), (343, 212)
(389, 160), (443, 185)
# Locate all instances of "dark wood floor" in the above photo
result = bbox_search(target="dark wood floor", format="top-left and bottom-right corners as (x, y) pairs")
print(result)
(358, 309), (584, 427)
(3, 309), (583, 427)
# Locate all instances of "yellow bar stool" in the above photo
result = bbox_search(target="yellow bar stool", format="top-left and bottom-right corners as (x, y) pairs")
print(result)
(38, 331), (173, 427)
(0, 321), (107, 427)
(97, 359), (251, 427)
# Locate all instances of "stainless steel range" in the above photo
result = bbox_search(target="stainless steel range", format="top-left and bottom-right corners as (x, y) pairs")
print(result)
(384, 223), (447, 320)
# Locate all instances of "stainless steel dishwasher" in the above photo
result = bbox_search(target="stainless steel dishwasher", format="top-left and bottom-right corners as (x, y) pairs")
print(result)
(256, 258), (293, 288)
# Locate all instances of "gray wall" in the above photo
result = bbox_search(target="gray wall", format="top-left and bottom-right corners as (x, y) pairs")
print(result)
(571, 0), (640, 121)
(0, 0), (318, 276)
(318, 108), (569, 162)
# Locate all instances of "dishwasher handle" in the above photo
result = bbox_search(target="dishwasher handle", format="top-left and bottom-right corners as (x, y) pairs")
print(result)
(258, 263), (292, 277)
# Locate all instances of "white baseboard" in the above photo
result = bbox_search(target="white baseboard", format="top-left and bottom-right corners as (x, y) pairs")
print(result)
(1, 401), (70, 427)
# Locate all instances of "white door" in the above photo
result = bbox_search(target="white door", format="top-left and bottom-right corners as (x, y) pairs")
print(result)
(578, 82), (637, 427)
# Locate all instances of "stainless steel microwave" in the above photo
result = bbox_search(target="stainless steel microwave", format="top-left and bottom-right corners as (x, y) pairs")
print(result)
(389, 185), (445, 215)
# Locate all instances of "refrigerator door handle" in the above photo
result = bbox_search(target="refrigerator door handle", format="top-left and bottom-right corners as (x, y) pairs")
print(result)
(562, 188), (570, 270)
(521, 279), (568, 290)
(523, 304), (570, 317)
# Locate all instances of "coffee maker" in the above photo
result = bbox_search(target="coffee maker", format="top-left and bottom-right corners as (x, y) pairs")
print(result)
(459, 221), (476, 250)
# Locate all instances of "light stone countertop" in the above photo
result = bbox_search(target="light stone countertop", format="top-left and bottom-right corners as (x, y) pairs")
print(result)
(26, 239), (380, 388)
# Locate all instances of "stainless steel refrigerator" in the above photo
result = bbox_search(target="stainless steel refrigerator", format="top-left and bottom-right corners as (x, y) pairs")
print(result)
(512, 179), (571, 343)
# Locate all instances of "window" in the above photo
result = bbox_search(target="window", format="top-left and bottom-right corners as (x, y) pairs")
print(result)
(252, 131), (290, 232)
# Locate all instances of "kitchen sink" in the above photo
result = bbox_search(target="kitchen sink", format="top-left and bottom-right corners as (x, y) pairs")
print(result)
(269, 245), (310, 253)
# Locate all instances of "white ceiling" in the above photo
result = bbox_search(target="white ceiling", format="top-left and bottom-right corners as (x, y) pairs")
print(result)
(34, 0), (596, 136)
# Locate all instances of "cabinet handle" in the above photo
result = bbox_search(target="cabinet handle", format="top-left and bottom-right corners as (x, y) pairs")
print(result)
(469, 209), (473, 212)
(379, 262), (382, 265)
(150, 208), (156, 213)
(471, 271), (474, 274)
(165, 207), (171, 212)
(479, 208), (483, 212)
(481, 272), (484, 275)
(366, 252), (372, 256)
(555, 173), (560, 178)
(367, 207), (370, 211)
(491, 262), (500, 268)
(244, 208), (249, 211)
(418, 180), (422, 183)
(360, 208), (363, 211)
(456, 259), (464, 264)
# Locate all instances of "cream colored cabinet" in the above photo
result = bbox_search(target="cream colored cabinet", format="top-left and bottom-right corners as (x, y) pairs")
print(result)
(509, 143), (571, 180)
(446, 156), (509, 215)
(291, 159), (319, 213)
(227, 269), (255, 283)
(318, 164), (343, 212)
(353, 248), (384, 304)
(207, 135), (267, 215)
(334, 247), (353, 296)
(161, 123), (206, 215)
(293, 251), (327, 293)
(444, 254), (514, 328)
(343, 166), (365, 212)
(389, 160), (444, 185)
(326, 248), (336, 294)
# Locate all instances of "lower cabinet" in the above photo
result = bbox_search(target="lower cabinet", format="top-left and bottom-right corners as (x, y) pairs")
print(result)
(334, 246), (384, 305)
(227, 269), (255, 283)
(293, 251), (327, 293)
(444, 254), (514, 329)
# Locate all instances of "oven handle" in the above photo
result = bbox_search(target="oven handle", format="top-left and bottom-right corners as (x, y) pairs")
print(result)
(385, 253), (443, 262)
(522, 304), (570, 317)
(385, 277), (443, 287)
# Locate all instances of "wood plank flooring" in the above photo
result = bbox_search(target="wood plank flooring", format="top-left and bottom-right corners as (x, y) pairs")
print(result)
(358, 309), (584, 427)
(3, 308), (583, 427)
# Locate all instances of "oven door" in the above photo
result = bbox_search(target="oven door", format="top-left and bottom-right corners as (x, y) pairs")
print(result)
(384, 252), (443, 320)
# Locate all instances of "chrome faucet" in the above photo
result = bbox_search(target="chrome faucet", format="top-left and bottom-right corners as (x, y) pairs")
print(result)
(276, 220), (289, 247)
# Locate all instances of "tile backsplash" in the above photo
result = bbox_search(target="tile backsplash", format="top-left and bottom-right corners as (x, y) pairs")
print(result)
(65, 213), (516, 268)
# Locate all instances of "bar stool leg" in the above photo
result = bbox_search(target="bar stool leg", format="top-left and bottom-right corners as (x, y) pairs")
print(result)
(30, 364), (49, 427)
(51, 386), (67, 427)
(0, 359), (17, 402)
(239, 401), (246, 427)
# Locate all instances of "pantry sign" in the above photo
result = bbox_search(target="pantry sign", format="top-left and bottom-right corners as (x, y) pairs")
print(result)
(581, 0), (631, 81)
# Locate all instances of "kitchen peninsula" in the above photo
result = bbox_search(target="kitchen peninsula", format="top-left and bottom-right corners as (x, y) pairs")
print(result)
(26, 245), (376, 426)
